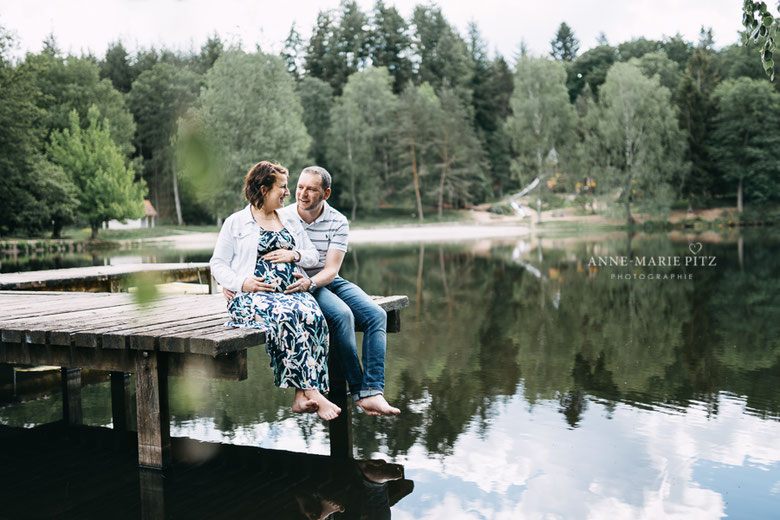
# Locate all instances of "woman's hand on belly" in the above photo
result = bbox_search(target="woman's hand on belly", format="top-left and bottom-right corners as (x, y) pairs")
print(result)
(262, 248), (297, 263)
(242, 276), (275, 292)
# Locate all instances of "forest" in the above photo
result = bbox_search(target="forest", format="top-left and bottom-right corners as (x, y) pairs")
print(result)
(1, 1), (779, 237)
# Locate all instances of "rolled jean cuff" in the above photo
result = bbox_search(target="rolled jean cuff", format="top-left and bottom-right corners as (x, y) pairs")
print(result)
(351, 388), (383, 401)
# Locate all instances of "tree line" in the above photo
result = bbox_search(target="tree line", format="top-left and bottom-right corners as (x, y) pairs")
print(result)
(2, 2), (780, 237)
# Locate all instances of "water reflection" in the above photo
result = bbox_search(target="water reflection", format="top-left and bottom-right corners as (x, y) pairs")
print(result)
(2, 231), (780, 518)
(0, 423), (413, 519)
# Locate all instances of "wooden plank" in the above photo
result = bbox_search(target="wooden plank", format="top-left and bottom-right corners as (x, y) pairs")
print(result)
(0, 342), (246, 381)
(187, 327), (267, 356)
(135, 351), (171, 469)
(0, 263), (210, 291)
(370, 295), (409, 312)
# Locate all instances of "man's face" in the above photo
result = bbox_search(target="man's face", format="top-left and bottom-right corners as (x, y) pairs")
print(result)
(296, 172), (329, 211)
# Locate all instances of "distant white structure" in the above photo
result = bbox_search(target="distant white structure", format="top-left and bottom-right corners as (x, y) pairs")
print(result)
(105, 200), (157, 230)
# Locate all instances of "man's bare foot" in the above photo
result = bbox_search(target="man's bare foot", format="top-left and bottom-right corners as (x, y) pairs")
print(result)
(357, 459), (404, 483)
(304, 389), (341, 421)
(356, 394), (400, 416)
(292, 389), (318, 414)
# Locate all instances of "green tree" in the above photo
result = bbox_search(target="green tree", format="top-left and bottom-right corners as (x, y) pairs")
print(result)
(587, 63), (686, 225)
(617, 37), (661, 61)
(197, 34), (224, 74)
(0, 26), (48, 236)
(709, 77), (780, 212)
(297, 76), (334, 169)
(430, 85), (486, 217)
(468, 24), (514, 197)
(281, 24), (304, 80)
(99, 41), (134, 93)
(368, 0), (412, 93)
(630, 51), (683, 101)
(327, 67), (397, 219)
(550, 22), (579, 61)
(32, 157), (79, 238)
(507, 57), (575, 220)
(24, 51), (136, 156)
(48, 106), (146, 238)
(411, 5), (473, 102)
(189, 50), (311, 221)
(677, 45), (719, 202)
(566, 44), (618, 101)
(395, 82), (439, 221)
(128, 62), (201, 224)
(660, 33), (694, 69)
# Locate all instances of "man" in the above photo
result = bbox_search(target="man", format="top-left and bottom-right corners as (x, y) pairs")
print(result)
(225, 166), (400, 416)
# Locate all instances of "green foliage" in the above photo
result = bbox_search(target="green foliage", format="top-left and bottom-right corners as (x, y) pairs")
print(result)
(395, 82), (440, 220)
(411, 4), (473, 102)
(742, 0), (779, 80)
(24, 51), (136, 155)
(368, 0), (413, 93)
(507, 57), (576, 186)
(630, 51), (683, 101)
(297, 77), (334, 168)
(566, 44), (618, 101)
(47, 106), (146, 237)
(128, 62), (202, 222)
(430, 85), (488, 215)
(586, 63), (686, 224)
(187, 50), (311, 220)
(617, 37), (661, 61)
(99, 41), (133, 93)
(550, 22), (579, 61)
(327, 67), (397, 219)
(709, 77), (780, 208)
(0, 26), (48, 236)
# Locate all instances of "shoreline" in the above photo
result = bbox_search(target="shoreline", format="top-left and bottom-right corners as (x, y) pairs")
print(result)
(141, 222), (533, 250)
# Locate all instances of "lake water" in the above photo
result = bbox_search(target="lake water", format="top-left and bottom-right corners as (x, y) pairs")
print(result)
(1, 230), (779, 518)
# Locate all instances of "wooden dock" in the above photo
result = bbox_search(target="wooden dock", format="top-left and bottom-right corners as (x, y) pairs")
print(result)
(0, 263), (214, 293)
(0, 290), (408, 469)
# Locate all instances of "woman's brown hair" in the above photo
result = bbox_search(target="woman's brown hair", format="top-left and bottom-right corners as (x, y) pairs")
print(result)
(244, 161), (288, 208)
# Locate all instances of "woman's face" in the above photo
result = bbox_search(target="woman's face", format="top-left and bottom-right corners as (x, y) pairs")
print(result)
(262, 174), (290, 211)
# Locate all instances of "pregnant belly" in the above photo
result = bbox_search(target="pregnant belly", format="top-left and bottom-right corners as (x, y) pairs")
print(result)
(255, 261), (296, 292)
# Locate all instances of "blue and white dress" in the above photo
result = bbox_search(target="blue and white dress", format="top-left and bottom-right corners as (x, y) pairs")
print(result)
(227, 228), (329, 392)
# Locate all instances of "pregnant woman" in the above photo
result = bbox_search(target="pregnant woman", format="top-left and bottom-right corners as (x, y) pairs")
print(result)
(210, 161), (340, 421)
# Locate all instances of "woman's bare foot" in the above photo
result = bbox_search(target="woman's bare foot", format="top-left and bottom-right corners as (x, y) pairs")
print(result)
(292, 389), (319, 414)
(304, 389), (341, 421)
(356, 394), (400, 416)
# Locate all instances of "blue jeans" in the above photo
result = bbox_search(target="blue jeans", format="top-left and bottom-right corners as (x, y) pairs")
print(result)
(314, 276), (387, 400)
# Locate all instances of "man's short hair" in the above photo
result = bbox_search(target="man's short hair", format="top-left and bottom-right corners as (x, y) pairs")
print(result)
(301, 166), (331, 191)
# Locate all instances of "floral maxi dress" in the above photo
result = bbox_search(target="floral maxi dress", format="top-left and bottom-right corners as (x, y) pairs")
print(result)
(227, 229), (329, 392)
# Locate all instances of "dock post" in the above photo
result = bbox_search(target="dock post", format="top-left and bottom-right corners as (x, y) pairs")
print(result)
(327, 344), (353, 458)
(110, 371), (133, 432)
(61, 367), (83, 425)
(135, 351), (171, 469)
(139, 468), (166, 519)
(208, 274), (218, 294)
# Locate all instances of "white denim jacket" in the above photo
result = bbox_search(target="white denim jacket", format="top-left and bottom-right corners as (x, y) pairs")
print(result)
(209, 205), (319, 292)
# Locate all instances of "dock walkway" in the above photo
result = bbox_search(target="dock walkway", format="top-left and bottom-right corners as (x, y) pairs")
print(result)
(0, 291), (408, 468)
(0, 263), (214, 292)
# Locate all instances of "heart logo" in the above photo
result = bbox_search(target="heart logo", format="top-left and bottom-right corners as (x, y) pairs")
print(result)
(689, 242), (702, 255)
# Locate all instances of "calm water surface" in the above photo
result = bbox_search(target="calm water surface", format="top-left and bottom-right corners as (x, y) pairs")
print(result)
(2, 230), (779, 518)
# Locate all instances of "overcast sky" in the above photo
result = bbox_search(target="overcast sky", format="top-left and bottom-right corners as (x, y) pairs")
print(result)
(1, 0), (746, 62)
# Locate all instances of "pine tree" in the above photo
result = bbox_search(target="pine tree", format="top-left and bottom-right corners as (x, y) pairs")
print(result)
(550, 22), (580, 62)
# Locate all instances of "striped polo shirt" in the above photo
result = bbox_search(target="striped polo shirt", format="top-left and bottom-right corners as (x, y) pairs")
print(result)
(279, 201), (349, 276)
